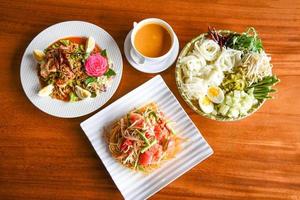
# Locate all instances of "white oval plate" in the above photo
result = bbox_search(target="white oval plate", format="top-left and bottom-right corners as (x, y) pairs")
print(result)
(20, 21), (123, 118)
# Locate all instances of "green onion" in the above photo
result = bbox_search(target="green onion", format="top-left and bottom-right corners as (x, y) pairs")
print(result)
(52, 43), (60, 49)
(60, 39), (70, 46)
(136, 130), (150, 146)
(79, 44), (85, 52)
(141, 139), (157, 153)
(148, 111), (157, 121)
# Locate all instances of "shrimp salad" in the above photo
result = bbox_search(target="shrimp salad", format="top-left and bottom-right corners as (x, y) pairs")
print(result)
(33, 36), (116, 102)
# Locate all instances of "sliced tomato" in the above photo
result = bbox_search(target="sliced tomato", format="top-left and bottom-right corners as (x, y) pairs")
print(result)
(129, 113), (144, 128)
(145, 132), (151, 138)
(154, 125), (170, 142)
(154, 125), (162, 140)
(120, 139), (133, 152)
(139, 151), (153, 166)
(150, 144), (163, 161)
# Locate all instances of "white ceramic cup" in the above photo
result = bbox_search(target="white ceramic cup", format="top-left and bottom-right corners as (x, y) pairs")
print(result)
(130, 18), (176, 65)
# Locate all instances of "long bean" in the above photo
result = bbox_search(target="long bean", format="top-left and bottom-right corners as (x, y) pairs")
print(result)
(141, 140), (157, 153)
(246, 75), (279, 101)
(136, 130), (150, 146)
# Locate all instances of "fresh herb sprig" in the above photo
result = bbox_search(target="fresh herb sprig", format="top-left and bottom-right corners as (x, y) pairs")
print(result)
(227, 27), (263, 53)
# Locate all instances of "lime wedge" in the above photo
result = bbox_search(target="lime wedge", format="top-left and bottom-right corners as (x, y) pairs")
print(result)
(75, 86), (91, 99)
(85, 36), (96, 53)
(38, 84), (54, 97)
(33, 49), (45, 62)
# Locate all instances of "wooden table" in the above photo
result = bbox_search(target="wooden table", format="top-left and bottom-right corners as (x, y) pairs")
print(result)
(1, 0), (299, 199)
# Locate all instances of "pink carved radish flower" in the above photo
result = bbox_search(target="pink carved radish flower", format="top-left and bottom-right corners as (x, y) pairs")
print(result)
(85, 53), (108, 77)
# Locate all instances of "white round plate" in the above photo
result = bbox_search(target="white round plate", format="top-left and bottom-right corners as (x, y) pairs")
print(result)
(20, 21), (123, 118)
(124, 30), (179, 73)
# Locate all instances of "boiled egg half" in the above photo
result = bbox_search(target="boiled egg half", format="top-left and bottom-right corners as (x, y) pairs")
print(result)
(207, 86), (224, 104)
(198, 95), (214, 114)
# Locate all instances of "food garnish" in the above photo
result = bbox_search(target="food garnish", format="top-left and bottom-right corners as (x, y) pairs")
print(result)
(85, 53), (108, 77)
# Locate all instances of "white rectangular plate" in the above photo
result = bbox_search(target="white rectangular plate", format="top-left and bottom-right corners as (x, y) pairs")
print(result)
(80, 75), (213, 200)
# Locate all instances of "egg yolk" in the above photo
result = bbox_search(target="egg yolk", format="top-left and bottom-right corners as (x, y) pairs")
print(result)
(202, 96), (211, 105)
(208, 87), (219, 97)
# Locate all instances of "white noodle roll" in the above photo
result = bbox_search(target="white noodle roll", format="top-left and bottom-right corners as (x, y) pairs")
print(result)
(180, 54), (206, 71)
(203, 65), (224, 86)
(194, 39), (221, 62)
(180, 54), (206, 78)
(182, 77), (208, 100)
(215, 48), (242, 72)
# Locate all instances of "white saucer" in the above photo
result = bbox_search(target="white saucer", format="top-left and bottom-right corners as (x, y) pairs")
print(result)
(124, 30), (179, 73)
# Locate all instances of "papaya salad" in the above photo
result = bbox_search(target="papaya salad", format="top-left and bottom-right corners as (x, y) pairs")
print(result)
(106, 103), (181, 172)
(33, 36), (116, 102)
(177, 27), (279, 120)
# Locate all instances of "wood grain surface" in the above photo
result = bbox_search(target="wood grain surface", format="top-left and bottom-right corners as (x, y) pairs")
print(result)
(0, 0), (299, 199)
